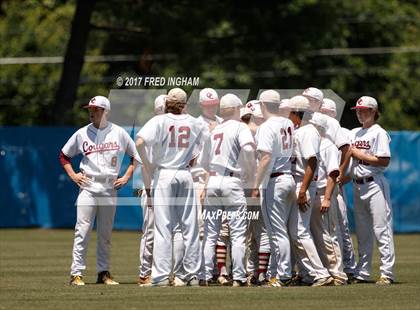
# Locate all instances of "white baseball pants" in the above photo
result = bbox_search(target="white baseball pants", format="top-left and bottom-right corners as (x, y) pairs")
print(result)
(353, 174), (395, 281)
(70, 188), (117, 276)
(261, 174), (296, 281)
(311, 186), (347, 284)
(289, 180), (331, 281)
(151, 169), (200, 284)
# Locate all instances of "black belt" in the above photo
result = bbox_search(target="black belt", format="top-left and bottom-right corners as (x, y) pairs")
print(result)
(353, 176), (374, 184)
(209, 170), (240, 178)
(270, 172), (286, 178)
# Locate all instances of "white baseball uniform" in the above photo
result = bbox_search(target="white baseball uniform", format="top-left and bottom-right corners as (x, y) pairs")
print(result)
(349, 124), (395, 281)
(62, 122), (141, 276)
(257, 116), (296, 282)
(137, 113), (204, 284)
(336, 127), (357, 274)
(244, 126), (270, 282)
(311, 137), (347, 284)
(200, 119), (255, 282)
(290, 123), (331, 282)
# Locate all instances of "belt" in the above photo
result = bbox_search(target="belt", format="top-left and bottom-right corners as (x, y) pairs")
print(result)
(270, 172), (286, 178)
(86, 175), (115, 183)
(209, 170), (240, 178)
(192, 176), (200, 182)
(353, 176), (374, 184)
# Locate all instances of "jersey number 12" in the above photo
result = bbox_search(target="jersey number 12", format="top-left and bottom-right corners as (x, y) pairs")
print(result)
(169, 126), (190, 148)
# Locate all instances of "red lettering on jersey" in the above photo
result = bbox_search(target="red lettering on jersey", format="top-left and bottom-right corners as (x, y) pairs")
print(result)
(353, 140), (371, 150)
(213, 133), (224, 155)
(82, 140), (120, 155)
(168, 126), (191, 148)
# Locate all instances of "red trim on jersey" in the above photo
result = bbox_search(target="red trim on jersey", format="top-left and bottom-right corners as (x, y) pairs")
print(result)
(59, 151), (71, 166)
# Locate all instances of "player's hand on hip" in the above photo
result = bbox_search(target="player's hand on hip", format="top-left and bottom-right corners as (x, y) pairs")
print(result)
(297, 191), (309, 212)
(71, 172), (90, 187)
(320, 198), (331, 213)
(114, 176), (129, 190)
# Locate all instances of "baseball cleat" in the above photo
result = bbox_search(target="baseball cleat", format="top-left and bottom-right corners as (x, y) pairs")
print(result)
(333, 279), (347, 286)
(246, 275), (259, 286)
(187, 277), (199, 287)
(217, 275), (230, 286)
(138, 275), (151, 286)
(376, 276), (394, 285)
(266, 277), (282, 288)
(199, 279), (210, 287)
(172, 277), (187, 287)
(288, 275), (311, 287)
(96, 271), (119, 285)
(312, 276), (334, 287)
(69, 275), (85, 286)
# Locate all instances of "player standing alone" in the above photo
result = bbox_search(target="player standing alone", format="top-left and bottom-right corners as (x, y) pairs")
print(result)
(60, 96), (141, 286)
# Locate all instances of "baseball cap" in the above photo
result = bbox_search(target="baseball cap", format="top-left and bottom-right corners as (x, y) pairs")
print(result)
(167, 88), (187, 104)
(351, 96), (378, 110)
(240, 100), (257, 118)
(289, 95), (310, 111)
(220, 94), (243, 109)
(199, 88), (219, 106)
(259, 89), (281, 104)
(302, 87), (324, 102)
(279, 99), (291, 109)
(321, 98), (337, 114)
(154, 94), (167, 114)
(84, 96), (111, 111)
(309, 112), (328, 130)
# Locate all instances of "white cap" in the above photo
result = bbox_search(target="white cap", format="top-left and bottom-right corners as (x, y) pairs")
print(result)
(352, 96), (378, 110)
(240, 100), (257, 118)
(259, 89), (281, 104)
(320, 98), (337, 115)
(154, 94), (167, 114)
(84, 96), (111, 111)
(309, 112), (328, 130)
(289, 95), (310, 111)
(199, 88), (219, 106)
(279, 99), (291, 109)
(302, 87), (324, 102)
(167, 88), (187, 103)
(220, 94), (243, 109)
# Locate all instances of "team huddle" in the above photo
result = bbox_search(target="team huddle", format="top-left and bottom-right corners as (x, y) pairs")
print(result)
(60, 87), (395, 287)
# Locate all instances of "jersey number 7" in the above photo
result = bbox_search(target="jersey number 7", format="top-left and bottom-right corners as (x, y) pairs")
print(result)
(169, 126), (190, 148)
(213, 133), (223, 155)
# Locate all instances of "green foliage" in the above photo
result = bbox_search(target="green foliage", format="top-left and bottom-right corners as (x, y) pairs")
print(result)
(0, 0), (418, 129)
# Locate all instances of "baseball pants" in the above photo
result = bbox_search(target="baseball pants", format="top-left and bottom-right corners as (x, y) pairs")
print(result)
(151, 169), (200, 284)
(289, 180), (331, 281)
(353, 174), (395, 281)
(261, 174), (296, 281)
(311, 186), (347, 284)
(336, 186), (357, 274)
(203, 175), (248, 282)
(70, 188), (117, 276)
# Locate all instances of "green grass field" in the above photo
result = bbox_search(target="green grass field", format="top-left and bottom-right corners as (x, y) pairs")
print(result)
(1, 229), (419, 310)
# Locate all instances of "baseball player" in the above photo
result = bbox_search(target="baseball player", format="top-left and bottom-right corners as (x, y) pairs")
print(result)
(137, 94), (165, 286)
(136, 88), (204, 286)
(200, 94), (256, 287)
(320, 98), (357, 278)
(302, 88), (350, 176)
(251, 90), (296, 287)
(287, 95), (334, 286)
(240, 100), (271, 285)
(309, 112), (348, 286)
(60, 95), (141, 286)
(192, 88), (230, 285)
(346, 96), (395, 285)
